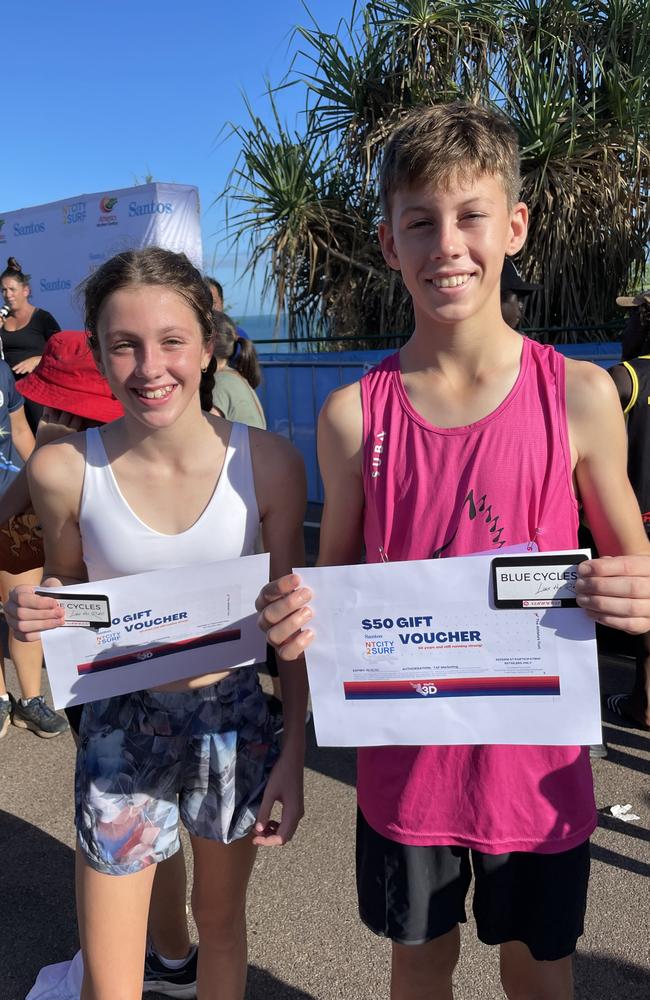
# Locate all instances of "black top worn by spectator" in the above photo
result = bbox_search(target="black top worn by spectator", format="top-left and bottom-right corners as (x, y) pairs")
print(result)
(2, 309), (60, 429)
(1, 308), (60, 369)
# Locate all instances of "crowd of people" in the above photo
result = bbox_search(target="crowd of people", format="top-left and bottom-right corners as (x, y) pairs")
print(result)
(2, 101), (650, 1000)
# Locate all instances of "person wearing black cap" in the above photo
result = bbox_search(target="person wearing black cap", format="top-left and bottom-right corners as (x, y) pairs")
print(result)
(500, 257), (541, 330)
(602, 291), (650, 730)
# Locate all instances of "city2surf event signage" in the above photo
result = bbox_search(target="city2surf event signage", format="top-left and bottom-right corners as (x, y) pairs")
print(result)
(0, 183), (202, 329)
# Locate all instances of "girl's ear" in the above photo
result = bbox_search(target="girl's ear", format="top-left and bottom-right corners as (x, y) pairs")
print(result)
(201, 337), (215, 373)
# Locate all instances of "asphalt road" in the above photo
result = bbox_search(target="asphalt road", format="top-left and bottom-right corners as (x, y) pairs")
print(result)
(1, 653), (649, 1000)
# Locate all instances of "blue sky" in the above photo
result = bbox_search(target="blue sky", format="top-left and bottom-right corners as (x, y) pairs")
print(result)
(4, 0), (354, 316)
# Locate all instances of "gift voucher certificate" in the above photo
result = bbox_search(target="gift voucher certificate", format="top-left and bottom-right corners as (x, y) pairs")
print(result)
(298, 550), (601, 747)
(41, 553), (269, 707)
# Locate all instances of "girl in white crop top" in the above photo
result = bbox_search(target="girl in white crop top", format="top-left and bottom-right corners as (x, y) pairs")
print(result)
(8, 248), (307, 1000)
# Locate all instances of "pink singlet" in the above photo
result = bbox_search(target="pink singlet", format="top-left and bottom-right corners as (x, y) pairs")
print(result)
(358, 337), (597, 854)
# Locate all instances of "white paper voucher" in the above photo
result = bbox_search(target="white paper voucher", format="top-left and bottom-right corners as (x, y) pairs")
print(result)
(41, 553), (270, 708)
(298, 551), (601, 747)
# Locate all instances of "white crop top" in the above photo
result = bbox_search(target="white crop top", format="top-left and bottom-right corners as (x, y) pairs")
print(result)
(79, 422), (261, 582)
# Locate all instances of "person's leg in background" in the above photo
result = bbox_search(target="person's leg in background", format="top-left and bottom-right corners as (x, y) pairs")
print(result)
(143, 848), (198, 997)
(0, 566), (68, 737)
(604, 629), (650, 729)
(147, 849), (192, 961)
(0, 652), (11, 737)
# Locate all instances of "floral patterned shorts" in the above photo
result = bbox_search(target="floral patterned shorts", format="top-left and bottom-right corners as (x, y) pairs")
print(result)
(75, 667), (278, 875)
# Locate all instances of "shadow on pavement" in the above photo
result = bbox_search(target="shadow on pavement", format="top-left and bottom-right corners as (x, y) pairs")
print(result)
(247, 965), (318, 998)
(0, 810), (77, 1000)
(601, 743), (650, 778)
(597, 811), (650, 844)
(589, 842), (650, 878)
(305, 719), (356, 788)
(576, 950), (650, 999)
(602, 723), (650, 754)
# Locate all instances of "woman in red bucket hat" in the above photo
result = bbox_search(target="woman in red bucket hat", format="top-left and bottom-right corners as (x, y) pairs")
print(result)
(18, 330), (124, 425)
(0, 332), (124, 530)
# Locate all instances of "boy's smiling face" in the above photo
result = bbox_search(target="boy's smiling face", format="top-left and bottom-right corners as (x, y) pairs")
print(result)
(379, 172), (528, 332)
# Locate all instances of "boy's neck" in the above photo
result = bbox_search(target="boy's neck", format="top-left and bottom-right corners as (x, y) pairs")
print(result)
(403, 308), (521, 375)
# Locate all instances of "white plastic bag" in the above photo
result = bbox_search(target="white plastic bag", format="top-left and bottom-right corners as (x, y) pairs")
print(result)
(25, 950), (83, 1000)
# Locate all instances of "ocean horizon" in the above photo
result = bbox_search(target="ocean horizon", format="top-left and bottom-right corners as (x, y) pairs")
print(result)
(235, 313), (289, 349)
(233, 313), (336, 353)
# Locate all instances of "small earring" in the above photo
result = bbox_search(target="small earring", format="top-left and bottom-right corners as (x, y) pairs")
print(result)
(201, 365), (208, 373)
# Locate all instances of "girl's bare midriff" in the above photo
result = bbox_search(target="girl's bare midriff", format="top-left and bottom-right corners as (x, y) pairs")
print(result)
(153, 668), (235, 693)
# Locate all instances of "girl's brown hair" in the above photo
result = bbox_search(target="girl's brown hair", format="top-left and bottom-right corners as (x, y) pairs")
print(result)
(81, 247), (214, 349)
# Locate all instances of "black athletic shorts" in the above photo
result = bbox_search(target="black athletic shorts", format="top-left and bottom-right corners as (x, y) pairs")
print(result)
(356, 808), (590, 962)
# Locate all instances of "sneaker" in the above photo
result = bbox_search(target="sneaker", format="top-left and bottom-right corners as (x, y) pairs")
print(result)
(0, 698), (10, 739)
(10, 694), (69, 738)
(143, 946), (197, 998)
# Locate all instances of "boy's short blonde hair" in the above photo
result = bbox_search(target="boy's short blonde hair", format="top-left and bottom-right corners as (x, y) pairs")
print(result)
(380, 101), (521, 218)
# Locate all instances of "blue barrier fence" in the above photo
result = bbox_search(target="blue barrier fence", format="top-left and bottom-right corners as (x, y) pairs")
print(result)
(257, 342), (622, 505)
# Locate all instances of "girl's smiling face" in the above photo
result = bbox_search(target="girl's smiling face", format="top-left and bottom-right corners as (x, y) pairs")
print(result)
(96, 284), (212, 428)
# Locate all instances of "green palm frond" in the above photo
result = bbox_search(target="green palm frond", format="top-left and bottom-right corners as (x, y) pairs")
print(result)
(223, 0), (650, 345)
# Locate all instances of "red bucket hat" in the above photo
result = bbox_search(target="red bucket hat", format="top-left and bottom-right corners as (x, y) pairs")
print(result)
(18, 331), (124, 423)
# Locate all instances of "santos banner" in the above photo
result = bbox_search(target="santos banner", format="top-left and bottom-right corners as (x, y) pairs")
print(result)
(0, 183), (202, 329)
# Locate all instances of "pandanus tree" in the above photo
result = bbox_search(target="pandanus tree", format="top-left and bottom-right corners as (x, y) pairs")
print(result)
(223, 0), (650, 345)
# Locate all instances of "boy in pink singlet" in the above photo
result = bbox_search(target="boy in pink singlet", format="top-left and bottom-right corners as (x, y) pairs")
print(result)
(258, 103), (650, 999)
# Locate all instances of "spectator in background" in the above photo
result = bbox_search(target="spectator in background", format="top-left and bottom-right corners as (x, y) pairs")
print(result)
(206, 276), (225, 312)
(210, 312), (266, 429)
(206, 311), (294, 730)
(0, 353), (68, 739)
(604, 290), (650, 730)
(500, 257), (541, 331)
(205, 276), (249, 340)
(0, 258), (61, 431)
